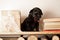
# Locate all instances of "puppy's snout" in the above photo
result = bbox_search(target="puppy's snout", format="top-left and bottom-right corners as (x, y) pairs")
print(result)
(37, 18), (40, 20)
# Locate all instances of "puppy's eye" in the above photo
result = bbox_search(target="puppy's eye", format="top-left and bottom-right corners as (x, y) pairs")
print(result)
(38, 15), (39, 16)
(35, 13), (38, 15)
(38, 15), (41, 17)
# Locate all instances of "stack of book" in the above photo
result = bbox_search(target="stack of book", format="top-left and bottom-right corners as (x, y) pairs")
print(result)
(43, 18), (60, 31)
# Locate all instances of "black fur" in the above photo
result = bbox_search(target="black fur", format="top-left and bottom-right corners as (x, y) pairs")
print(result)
(21, 7), (43, 31)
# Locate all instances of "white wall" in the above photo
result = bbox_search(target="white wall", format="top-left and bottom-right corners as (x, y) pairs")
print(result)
(0, 0), (60, 23)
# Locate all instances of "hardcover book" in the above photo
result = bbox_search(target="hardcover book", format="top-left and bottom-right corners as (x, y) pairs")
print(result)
(43, 18), (60, 30)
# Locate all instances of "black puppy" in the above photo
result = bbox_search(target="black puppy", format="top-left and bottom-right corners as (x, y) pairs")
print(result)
(21, 7), (43, 31)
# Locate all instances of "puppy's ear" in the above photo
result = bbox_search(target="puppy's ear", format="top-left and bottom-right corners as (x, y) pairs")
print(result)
(29, 9), (33, 14)
(28, 9), (34, 17)
(29, 9), (34, 15)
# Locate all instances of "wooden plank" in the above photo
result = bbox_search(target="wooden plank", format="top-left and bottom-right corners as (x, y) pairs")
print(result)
(19, 31), (60, 34)
(0, 31), (60, 37)
(0, 31), (60, 35)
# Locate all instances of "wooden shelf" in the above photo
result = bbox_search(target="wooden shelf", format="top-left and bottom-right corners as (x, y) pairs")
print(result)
(0, 31), (60, 35)
(0, 31), (60, 37)
(19, 31), (60, 35)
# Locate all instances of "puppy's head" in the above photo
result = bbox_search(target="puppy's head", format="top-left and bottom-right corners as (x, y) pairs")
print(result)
(29, 7), (43, 22)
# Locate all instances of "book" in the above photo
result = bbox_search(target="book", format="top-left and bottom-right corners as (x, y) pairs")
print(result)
(43, 18), (60, 22)
(43, 18), (60, 30)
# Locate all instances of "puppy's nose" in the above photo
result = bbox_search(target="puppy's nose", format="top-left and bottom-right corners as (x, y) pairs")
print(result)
(37, 19), (40, 22)
(37, 18), (40, 20)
